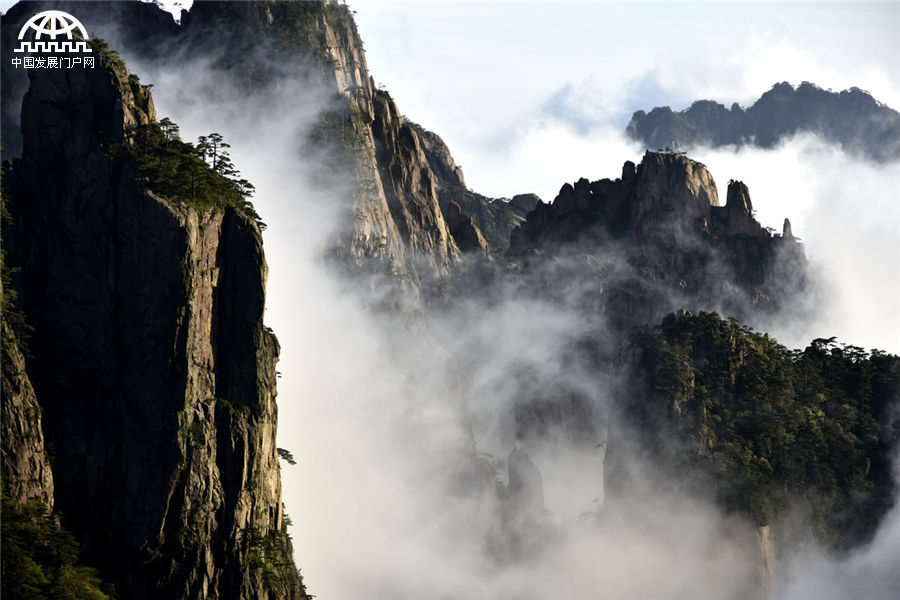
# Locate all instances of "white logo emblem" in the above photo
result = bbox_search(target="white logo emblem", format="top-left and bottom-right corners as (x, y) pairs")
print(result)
(15, 10), (93, 54)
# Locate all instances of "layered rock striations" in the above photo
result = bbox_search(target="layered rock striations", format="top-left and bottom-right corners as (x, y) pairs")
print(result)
(626, 81), (900, 161)
(2, 45), (303, 599)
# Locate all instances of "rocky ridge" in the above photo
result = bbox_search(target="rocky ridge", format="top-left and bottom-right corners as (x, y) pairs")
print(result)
(506, 150), (807, 332)
(411, 121), (537, 253)
(626, 81), (900, 162)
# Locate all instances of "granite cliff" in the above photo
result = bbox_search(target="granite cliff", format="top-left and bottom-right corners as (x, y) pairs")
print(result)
(2, 41), (303, 599)
(626, 81), (900, 162)
(505, 150), (807, 333)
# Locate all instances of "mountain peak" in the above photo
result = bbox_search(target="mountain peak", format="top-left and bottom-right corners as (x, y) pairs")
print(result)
(626, 81), (900, 161)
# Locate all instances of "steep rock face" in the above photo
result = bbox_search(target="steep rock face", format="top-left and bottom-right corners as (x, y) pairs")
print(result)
(1, 323), (55, 509)
(444, 200), (489, 254)
(193, 0), (465, 297)
(0, 1), (460, 304)
(509, 193), (541, 214)
(626, 81), (900, 162)
(415, 125), (467, 188)
(411, 121), (535, 252)
(4, 47), (302, 599)
(370, 89), (460, 276)
(0, 0), (181, 161)
(507, 151), (808, 330)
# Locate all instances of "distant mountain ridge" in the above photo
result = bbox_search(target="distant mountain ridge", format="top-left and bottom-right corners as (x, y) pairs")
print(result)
(626, 82), (900, 162)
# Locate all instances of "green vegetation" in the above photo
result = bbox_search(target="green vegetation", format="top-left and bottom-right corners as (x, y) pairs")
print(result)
(1, 490), (114, 599)
(1, 167), (27, 348)
(277, 447), (297, 465)
(187, 420), (205, 450)
(114, 120), (265, 230)
(246, 526), (303, 597)
(631, 311), (900, 548)
(88, 37), (266, 229)
(87, 38), (125, 72)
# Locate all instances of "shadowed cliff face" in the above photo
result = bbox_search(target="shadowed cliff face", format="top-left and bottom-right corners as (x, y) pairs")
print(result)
(412, 121), (535, 253)
(505, 150), (809, 334)
(626, 81), (900, 162)
(3, 44), (303, 600)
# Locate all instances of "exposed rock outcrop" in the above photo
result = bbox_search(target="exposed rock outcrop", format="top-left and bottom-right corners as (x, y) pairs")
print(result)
(757, 524), (776, 590)
(3, 43), (302, 600)
(488, 446), (559, 561)
(507, 150), (808, 330)
(712, 180), (761, 238)
(410, 121), (537, 252)
(509, 193), (541, 215)
(370, 89), (460, 275)
(1, 323), (55, 510)
(445, 200), (489, 254)
(626, 81), (900, 162)
(415, 125), (466, 189)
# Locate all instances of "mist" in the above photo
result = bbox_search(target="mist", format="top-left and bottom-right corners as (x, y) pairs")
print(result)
(119, 52), (756, 600)
(88, 5), (900, 599)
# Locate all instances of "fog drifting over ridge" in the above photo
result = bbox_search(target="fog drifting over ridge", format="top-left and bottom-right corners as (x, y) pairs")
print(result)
(350, 0), (899, 353)
(70, 2), (900, 598)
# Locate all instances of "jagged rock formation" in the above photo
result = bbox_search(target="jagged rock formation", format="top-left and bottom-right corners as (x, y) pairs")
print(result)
(507, 150), (808, 332)
(444, 200), (489, 254)
(0, 1), (537, 297)
(166, 1), (485, 297)
(369, 88), (461, 275)
(411, 122), (537, 252)
(509, 193), (541, 214)
(626, 81), (900, 162)
(497, 151), (809, 463)
(2, 42), (302, 599)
